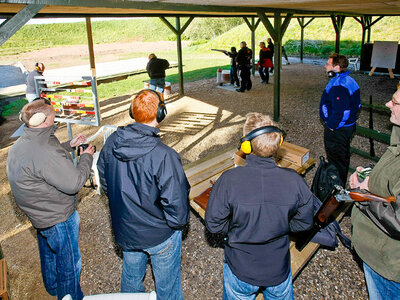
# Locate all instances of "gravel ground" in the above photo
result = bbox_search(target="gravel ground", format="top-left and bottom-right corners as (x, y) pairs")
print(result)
(0, 62), (398, 299)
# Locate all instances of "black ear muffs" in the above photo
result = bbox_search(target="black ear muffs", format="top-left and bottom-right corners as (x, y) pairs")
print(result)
(239, 126), (286, 154)
(129, 90), (167, 123)
(327, 70), (337, 78)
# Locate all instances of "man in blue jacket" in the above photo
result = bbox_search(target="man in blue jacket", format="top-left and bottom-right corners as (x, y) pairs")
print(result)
(320, 53), (361, 185)
(97, 90), (190, 300)
(205, 113), (314, 300)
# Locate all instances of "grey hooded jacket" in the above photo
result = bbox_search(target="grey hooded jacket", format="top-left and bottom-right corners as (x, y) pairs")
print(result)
(7, 125), (93, 229)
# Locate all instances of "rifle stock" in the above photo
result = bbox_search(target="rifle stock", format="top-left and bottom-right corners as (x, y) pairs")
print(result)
(349, 191), (396, 203)
(295, 188), (396, 251)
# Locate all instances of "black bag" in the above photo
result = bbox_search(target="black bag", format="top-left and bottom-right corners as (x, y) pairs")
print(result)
(310, 156), (351, 250)
(312, 156), (343, 202)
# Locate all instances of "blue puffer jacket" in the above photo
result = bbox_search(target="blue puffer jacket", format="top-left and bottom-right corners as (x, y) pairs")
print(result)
(97, 123), (190, 250)
(319, 71), (361, 130)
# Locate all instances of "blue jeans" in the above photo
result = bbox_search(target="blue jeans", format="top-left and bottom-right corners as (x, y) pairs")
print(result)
(230, 65), (239, 86)
(258, 66), (270, 83)
(37, 210), (83, 300)
(364, 262), (400, 300)
(121, 230), (183, 300)
(223, 263), (294, 300)
(149, 78), (165, 94)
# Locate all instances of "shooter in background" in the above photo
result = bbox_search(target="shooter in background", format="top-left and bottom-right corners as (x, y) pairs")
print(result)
(267, 38), (274, 73)
(223, 47), (240, 87)
(236, 41), (253, 93)
(349, 87), (400, 299)
(26, 62), (47, 102)
(205, 112), (314, 300)
(258, 41), (273, 84)
(319, 53), (361, 185)
(7, 98), (95, 300)
(146, 53), (170, 94)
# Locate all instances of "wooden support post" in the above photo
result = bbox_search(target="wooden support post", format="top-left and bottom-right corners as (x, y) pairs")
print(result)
(297, 17), (314, 63)
(331, 15), (346, 54)
(274, 13), (282, 122)
(258, 12), (292, 122)
(243, 17), (261, 76)
(86, 17), (96, 77)
(0, 4), (44, 47)
(160, 16), (194, 96)
(176, 17), (184, 95)
(0, 258), (9, 300)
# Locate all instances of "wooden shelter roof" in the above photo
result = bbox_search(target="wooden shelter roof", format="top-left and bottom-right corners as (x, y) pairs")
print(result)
(0, 0), (399, 17)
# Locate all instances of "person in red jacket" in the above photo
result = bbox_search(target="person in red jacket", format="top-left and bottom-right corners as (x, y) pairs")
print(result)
(258, 42), (273, 84)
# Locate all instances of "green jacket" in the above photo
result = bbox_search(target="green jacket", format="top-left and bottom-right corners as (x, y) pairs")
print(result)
(351, 125), (400, 282)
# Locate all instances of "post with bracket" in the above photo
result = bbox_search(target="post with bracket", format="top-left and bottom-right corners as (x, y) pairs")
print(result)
(258, 11), (292, 122)
(243, 17), (261, 76)
(160, 16), (194, 96)
(297, 17), (314, 63)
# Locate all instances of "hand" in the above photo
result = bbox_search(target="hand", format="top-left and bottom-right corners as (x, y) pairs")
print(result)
(70, 134), (87, 148)
(349, 166), (370, 191)
(80, 144), (96, 156)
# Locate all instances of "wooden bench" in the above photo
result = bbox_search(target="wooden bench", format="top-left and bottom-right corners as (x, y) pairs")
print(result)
(184, 147), (349, 298)
(0, 258), (9, 300)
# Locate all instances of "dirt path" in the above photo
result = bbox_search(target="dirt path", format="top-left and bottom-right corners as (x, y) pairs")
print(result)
(0, 48), (399, 299)
(0, 41), (188, 71)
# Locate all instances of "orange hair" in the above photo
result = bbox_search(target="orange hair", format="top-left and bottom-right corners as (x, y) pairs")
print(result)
(131, 90), (161, 123)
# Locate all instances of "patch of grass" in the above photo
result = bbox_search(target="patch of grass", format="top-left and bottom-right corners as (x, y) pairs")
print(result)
(2, 98), (27, 117)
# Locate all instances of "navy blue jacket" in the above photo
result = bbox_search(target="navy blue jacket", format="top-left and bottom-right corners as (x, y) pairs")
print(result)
(319, 71), (361, 130)
(205, 155), (314, 287)
(97, 123), (190, 250)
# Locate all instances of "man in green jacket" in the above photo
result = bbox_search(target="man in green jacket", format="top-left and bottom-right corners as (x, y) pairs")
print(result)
(7, 98), (95, 300)
(349, 88), (400, 299)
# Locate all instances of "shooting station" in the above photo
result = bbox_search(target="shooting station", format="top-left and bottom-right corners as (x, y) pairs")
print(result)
(0, 0), (399, 299)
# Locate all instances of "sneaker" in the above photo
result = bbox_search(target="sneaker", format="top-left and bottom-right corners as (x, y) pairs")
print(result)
(260, 80), (265, 83)
(236, 89), (245, 92)
(234, 85), (240, 88)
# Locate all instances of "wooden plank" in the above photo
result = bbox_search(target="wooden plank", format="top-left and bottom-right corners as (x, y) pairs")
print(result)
(0, 258), (9, 300)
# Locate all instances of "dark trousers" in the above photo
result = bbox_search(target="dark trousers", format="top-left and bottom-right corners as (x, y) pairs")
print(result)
(238, 65), (252, 92)
(324, 125), (356, 186)
(230, 65), (239, 86)
(258, 66), (270, 83)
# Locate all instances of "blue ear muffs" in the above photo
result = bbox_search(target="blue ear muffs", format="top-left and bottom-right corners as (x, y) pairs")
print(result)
(239, 126), (286, 154)
(129, 90), (167, 123)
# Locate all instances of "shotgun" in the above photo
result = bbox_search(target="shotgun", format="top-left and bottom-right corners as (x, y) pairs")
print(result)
(211, 49), (228, 54)
(295, 185), (396, 251)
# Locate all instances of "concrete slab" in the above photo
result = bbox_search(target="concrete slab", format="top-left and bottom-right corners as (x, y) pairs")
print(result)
(0, 64), (25, 88)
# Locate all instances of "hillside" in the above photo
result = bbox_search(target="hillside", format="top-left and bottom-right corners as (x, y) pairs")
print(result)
(1, 16), (399, 57)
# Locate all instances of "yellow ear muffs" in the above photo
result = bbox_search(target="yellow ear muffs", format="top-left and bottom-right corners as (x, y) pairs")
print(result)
(240, 140), (252, 154)
(239, 126), (286, 154)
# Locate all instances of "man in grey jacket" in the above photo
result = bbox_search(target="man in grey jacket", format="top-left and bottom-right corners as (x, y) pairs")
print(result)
(7, 98), (95, 300)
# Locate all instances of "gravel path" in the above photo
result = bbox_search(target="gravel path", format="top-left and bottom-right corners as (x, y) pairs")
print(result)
(0, 62), (398, 299)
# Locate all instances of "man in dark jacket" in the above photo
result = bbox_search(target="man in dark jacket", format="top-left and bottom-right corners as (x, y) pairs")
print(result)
(236, 41), (253, 93)
(319, 53), (361, 185)
(258, 41), (273, 84)
(146, 53), (170, 94)
(7, 98), (95, 300)
(205, 113), (314, 300)
(97, 90), (190, 300)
